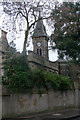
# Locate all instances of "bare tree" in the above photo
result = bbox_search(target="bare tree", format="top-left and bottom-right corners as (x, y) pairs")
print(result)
(1, 0), (55, 54)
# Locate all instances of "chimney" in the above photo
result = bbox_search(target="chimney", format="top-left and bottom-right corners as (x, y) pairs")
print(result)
(1, 30), (7, 39)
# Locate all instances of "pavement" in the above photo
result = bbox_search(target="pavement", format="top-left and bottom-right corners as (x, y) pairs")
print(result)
(19, 108), (80, 120)
(2, 108), (80, 120)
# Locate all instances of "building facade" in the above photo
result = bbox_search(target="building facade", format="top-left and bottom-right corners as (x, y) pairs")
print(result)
(0, 20), (71, 76)
(0, 30), (8, 76)
(28, 17), (58, 73)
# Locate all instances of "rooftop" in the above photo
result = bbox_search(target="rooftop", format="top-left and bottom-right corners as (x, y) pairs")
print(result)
(32, 17), (47, 37)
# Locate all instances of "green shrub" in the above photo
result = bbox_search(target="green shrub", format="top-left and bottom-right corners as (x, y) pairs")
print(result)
(44, 71), (71, 91)
(3, 55), (32, 92)
(3, 55), (72, 92)
(31, 69), (71, 91)
(59, 76), (71, 90)
(31, 68), (46, 88)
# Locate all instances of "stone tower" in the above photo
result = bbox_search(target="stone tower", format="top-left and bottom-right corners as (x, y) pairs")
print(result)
(32, 17), (48, 60)
(28, 17), (58, 73)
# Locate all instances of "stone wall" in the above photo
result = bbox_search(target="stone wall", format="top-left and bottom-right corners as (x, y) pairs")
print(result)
(2, 89), (80, 118)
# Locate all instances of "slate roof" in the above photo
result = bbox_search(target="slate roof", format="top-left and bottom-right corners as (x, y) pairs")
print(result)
(32, 17), (47, 37)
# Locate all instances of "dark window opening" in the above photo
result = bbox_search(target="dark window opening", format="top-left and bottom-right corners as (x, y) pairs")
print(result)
(38, 28), (40, 31)
(40, 48), (42, 56)
(37, 49), (39, 54)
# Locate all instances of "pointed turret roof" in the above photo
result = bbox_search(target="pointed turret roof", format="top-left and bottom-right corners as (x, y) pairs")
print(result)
(32, 15), (47, 37)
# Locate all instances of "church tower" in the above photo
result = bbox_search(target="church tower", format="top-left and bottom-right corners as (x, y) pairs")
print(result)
(32, 16), (48, 60)
(28, 15), (58, 72)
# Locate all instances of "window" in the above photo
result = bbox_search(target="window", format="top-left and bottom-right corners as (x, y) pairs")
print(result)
(40, 48), (42, 56)
(37, 48), (42, 56)
(37, 49), (39, 54)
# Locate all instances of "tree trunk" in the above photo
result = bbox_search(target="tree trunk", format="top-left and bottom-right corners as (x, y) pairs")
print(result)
(22, 29), (29, 55)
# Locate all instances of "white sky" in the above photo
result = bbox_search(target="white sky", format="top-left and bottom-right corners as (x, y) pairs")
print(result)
(0, 0), (79, 61)
(0, 1), (59, 62)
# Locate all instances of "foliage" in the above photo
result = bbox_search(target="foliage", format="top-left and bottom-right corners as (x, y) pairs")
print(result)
(31, 68), (71, 91)
(32, 68), (46, 89)
(2, 55), (32, 92)
(51, 2), (80, 64)
(3, 56), (71, 92)
(44, 71), (71, 91)
(5, 45), (16, 60)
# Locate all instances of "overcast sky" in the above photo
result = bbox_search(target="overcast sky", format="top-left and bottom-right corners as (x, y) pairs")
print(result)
(0, 0), (79, 61)
(0, 1), (59, 61)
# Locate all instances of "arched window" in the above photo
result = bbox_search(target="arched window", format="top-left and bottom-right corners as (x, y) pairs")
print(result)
(40, 48), (42, 56)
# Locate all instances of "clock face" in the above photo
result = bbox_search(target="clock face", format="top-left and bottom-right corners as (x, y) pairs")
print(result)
(37, 42), (41, 47)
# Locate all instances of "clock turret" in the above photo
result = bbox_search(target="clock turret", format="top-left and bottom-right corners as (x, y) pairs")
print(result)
(32, 17), (48, 60)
